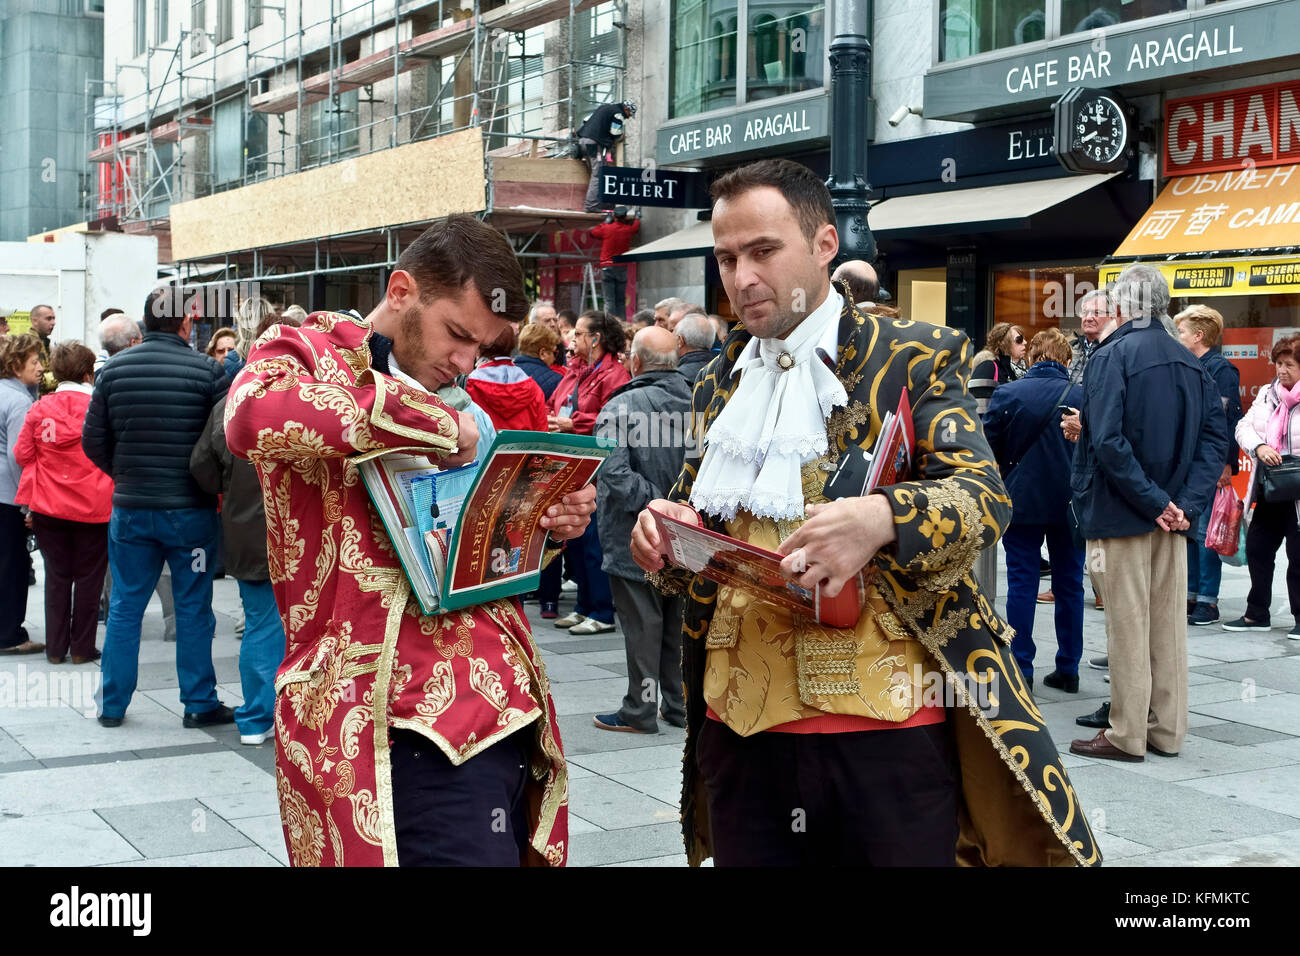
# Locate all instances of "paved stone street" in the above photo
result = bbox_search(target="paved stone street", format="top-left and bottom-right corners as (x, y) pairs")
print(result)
(2, 548), (1298, 866)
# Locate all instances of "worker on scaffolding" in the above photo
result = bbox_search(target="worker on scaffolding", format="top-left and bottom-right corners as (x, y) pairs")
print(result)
(576, 100), (636, 213)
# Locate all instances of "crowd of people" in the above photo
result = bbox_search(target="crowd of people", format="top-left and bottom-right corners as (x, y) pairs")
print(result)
(2, 159), (1296, 866)
(0, 296), (307, 746)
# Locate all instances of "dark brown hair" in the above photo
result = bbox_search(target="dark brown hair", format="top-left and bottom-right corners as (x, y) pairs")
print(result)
(50, 342), (96, 384)
(0, 333), (42, 379)
(395, 214), (527, 325)
(1271, 334), (1300, 365)
(710, 158), (835, 243)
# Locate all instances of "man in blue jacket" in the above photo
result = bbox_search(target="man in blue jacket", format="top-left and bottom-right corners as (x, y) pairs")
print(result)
(83, 287), (231, 729)
(1069, 264), (1229, 762)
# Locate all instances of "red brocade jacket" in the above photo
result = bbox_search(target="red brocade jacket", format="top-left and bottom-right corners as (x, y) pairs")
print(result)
(224, 311), (568, 867)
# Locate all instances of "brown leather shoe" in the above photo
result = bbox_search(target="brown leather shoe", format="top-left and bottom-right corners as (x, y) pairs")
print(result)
(1069, 730), (1144, 762)
(71, 649), (102, 665)
(1095, 597), (1104, 610)
(0, 640), (46, 655)
(1147, 742), (1178, 758)
(1037, 589), (1055, 604)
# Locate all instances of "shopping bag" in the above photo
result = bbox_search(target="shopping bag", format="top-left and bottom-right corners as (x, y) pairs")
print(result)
(1205, 485), (1243, 558)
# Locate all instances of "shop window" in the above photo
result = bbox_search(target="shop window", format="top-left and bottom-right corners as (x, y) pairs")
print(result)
(1060, 0), (1186, 36)
(939, 0), (1045, 62)
(992, 265), (1101, 337)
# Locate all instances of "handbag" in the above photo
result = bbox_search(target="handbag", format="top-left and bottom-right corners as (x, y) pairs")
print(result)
(1258, 454), (1300, 503)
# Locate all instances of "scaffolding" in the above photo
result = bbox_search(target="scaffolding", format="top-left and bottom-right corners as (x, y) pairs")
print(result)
(84, 0), (629, 269)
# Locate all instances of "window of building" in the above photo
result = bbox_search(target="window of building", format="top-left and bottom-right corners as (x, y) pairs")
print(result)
(939, 0), (1044, 61)
(210, 97), (244, 188)
(216, 0), (233, 42)
(85, 0), (105, 15)
(156, 0), (169, 43)
(671, 0), (738, 118)
(134, 0), (147, 56)
(573, 2), (624, 127)
(485, 27), (545, 145)
(302, 90), (360, 167)
(992, 264), (1101, 336)
(671, 0), (824, 119)
(248, 0), (263, 29)
(1059, 0), (1185, 36)
(192, 0), (205, 32)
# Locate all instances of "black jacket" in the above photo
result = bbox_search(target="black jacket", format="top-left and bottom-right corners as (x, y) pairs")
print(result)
(190, 397), (269, 580)
(82, 332), (230, 510)
(1070, 320), (1229, 540)
(676, 349), (713, 387)
(577, 103), (626, 148)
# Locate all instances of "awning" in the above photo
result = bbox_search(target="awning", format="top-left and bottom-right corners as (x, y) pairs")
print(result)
(1114, 163), (1300, 258)
(867, 172), (1118, 236)
(1099, 255), (1300, 297)
(615, 220), (713, 263)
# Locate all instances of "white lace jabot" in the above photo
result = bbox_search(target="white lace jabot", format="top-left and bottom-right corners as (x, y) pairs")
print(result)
(690, 289), (847, 521)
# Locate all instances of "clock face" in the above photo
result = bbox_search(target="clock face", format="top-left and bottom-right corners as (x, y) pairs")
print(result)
(1073, 95), (1126, 164)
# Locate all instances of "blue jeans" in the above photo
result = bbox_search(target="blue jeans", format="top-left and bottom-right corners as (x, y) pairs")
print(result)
(235, 578), (285, 736)
(567, 516), (614, 624)
(99, 506), (221, 719)
(1186, 506), (1222, 604)
(1004, 522), (1084, 679)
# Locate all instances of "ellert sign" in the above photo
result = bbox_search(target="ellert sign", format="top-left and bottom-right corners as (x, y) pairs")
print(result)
(597, 165), (710, 208)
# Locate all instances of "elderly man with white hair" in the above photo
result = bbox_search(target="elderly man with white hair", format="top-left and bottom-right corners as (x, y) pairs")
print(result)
(674, 312), (716, 385)
(94, 313), (144, 377)
(653, 297), (684, 328)
(1068, 262), (1228, 764)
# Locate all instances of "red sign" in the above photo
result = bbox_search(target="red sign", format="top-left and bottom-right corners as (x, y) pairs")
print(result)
(1164, 80), (1300, 178)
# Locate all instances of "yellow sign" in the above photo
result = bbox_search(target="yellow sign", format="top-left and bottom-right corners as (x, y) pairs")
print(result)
(1114, 163), (1300, 258)
(4, 311), (32, 335)
(1099, 256), (1300, 297)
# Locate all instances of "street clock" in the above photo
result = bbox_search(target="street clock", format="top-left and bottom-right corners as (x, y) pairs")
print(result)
(1053, 87), (1131, 174)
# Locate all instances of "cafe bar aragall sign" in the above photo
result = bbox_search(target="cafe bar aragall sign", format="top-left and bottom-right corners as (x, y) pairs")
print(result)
(1165, 79), (1300, 177)
(655, 92), (829, 165)
(923, 1), (1294, 121)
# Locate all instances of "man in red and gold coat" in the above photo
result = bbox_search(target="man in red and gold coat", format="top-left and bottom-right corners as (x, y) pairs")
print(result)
(225, 216), (595, 866)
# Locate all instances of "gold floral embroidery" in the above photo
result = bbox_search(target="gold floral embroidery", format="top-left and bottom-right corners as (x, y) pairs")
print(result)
(469, 657), (509, 713)
(415, 660), (456, 722)
(278, 768), (326, 867)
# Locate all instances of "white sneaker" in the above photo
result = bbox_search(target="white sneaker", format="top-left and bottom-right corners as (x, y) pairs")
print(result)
(560, 579), (578, 593)
(553, 612), (586, 629)
(569, 618), (615, 635)
(240, 730), (272, 746)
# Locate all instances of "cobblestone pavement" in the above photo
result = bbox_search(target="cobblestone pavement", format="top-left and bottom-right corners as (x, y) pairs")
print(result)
(2, 549), (1297, 866)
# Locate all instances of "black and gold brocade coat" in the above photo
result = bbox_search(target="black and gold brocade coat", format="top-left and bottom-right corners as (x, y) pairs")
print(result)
(654, 288), (1101, 867)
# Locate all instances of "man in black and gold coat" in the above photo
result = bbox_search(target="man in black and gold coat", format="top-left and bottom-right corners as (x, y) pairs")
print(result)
(630, 159), (1099, 867)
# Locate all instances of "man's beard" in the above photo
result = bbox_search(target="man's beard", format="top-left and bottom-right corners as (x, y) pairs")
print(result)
(392, 304), (440, 386)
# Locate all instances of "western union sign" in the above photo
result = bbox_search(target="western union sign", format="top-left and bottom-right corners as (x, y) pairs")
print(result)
(1100, 257), (1300, 297)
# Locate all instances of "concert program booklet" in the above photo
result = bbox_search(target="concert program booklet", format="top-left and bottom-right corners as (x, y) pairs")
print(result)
(650, 389), (914, 629)
(357, 430), (610, 614)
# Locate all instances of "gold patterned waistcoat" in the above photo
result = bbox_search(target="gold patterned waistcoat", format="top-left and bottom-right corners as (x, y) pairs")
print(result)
(703, 453), (933, 736)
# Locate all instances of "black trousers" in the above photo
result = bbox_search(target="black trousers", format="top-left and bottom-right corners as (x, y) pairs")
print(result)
(0, 503), (31, 648)
(1245, 496), (1300, 621)
(697, 717), (960, 866)
(389, 728), (530, 866)
(31, 513), (108, 660)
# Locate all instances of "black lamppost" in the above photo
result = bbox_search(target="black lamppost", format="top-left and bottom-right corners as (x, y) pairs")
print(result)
(826, 0), (875, 266)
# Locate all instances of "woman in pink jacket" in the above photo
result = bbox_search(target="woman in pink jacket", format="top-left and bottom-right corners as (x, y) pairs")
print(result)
(14, 343), (114, 664)
(1228, 333), (1300, 638)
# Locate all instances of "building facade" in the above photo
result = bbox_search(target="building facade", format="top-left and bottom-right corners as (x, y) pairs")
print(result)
(0, 0), (104, 241)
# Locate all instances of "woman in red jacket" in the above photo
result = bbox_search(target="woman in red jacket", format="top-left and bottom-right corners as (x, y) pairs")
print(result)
(14, 343), (114, 664)
(547, 310), (629, 634)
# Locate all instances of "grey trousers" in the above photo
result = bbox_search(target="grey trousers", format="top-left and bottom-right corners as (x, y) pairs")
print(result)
(579, 138), (605, 212)
(609, 574), (685, 732)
